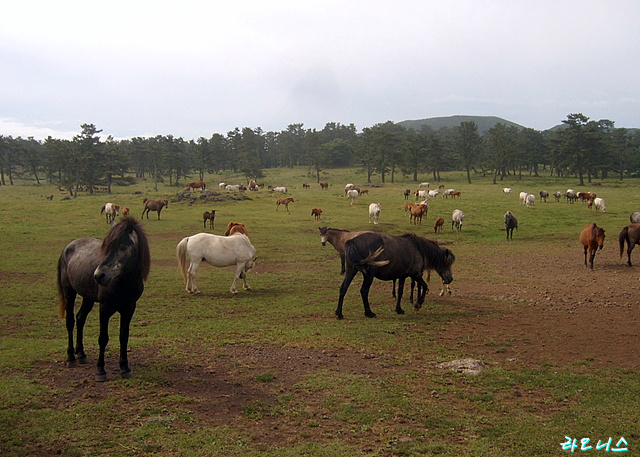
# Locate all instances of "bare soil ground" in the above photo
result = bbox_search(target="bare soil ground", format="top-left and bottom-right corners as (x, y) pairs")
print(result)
(33, 242), (640, 452)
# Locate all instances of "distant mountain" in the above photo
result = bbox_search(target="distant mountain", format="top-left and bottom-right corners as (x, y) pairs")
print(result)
(398, 115), (526, 135)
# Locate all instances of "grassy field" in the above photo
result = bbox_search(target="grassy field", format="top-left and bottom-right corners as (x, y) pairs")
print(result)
(1, 167), (638, 456)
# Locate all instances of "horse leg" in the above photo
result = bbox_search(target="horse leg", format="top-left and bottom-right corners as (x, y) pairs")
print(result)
(230, 264), (243, 294)
(589, 247), (596, 270)
(394, 277), (406, 315)
(359, 273), (377, 318)
(583, 246), (588, 267)
(340, 254), (346, 275)
(74, 298), (95, 363)
(627, 244), (634, 267)
(187, 259), (201, 294)
(335, 268), (358, 319)
(240, 269), (251, 290)
(118, 303), (136, 379)
(392, 279), (396, 298)
(415, 276), (429, 306)
(96, 305), (117, 382)
(63, 290), (78, 366)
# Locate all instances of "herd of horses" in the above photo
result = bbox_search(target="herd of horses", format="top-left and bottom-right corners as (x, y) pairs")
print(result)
(57, 180), (640, 381)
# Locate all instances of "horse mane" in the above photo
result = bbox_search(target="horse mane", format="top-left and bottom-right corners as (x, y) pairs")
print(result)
(400, 233), (454, 268)
(101, 217), (151, 281)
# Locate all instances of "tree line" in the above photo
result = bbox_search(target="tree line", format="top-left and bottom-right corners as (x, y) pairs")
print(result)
(1, 113), (638, 195)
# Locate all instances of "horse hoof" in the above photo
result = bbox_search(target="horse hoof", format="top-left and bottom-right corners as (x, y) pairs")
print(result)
(396, 309), (405, 315)
(121, 370), (133, 379)
(66, 360), (77, 368)
(96, 373), (108, 382)
(366, 312), (377, 318)
(77, 356), (88, 364)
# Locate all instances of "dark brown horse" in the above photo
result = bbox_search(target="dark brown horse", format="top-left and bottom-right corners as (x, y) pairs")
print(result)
(141, 198), (168, 220)
(618, 223), (640, 266)
(203, 210), (216, 229)
(311, 208), (322, 222)
(57, 218), (150, 381)
(579, 223), (606, 269)
(336, 232), (455, 319)
(319, 227), (371, 274)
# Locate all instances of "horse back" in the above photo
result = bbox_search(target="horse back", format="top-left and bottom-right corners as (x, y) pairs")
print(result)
(190, 233), (256, 266)
(58, 238), (102, 301)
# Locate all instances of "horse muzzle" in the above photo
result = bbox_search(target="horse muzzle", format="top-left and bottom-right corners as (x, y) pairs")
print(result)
(321, 241), (326, 246)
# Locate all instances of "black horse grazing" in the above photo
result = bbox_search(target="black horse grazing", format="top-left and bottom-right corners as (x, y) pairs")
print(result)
(504, 211), (518, 240)
(335, 232), (455, 319)
(57, 218), (151, 381)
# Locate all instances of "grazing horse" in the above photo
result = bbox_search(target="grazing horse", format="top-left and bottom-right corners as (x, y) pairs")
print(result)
(319, 227), (370, 274)
(539, 190), (549, 202)
(452, 209), (465, 231)
(434, 217), (444, 233)
(525, 194), (535, 207)
(203, 210), (216, 229)
(121, 206), (130, 217)
(594, 197), (606, 212)
(276, 197), (295, 212)
(410, 203), (428, 225)
(141, 199), (168, 220)
(579, 223), (606, 269)
(504, 211), (518, 240)
(101, 203), (120, 224)
(347, 189), (359, 205)
(335, 232), (455, 319)
(319, 182), (329, 190)
(224, 222), (248, 236)
(311, 208), (323, 222)
(618, 224), (640, 266)
(553, 191), (562, 202)
(188, 181), (206, 191)
(503, 187), (512, 194)
(57, 218), (150, 381)
(176, 232), (256, 294)
(403, 189), (411, 200)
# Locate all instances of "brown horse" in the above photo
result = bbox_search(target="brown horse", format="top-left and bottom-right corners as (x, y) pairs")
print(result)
(188, 181), (206, 191)
(311, 208), (322, 222)
(618, 223), (640, 266)
(434, 217), (444, 233)
(409, 203), (428, 225)
(276, 197), (295, 212)
(320, 182), (329, 190)
(225, 222), (248, 236)
(141, 199), (168, 220)
(203, 210), (216, 229)
(579, 223), (606, 269)
(319, 227), (370, 274)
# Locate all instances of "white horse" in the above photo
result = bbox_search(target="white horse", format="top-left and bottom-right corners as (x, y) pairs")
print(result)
(347, 189), (359, 205)
(100, 202), (120, 224)
(176, 233), (257, 294)
(415, 189), (427, 201)
(271, 186), (287, 193)
(428, 190), (439, 198)
(452, 209), (465, 231)
(368, 203), (381, 224)
(519, 192), (529, 205)
(525, 194), (535, 207)
(344, 183), (356, 194)
(503, 187), (512, 194)
(419, 182), (430, 188)
(594, 197), (606, 212)
(218, 182), (226, 189)
(225, 184), (240, 191)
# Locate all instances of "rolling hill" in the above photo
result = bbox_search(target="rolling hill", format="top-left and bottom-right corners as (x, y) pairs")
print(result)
(398, 115), (527, 134)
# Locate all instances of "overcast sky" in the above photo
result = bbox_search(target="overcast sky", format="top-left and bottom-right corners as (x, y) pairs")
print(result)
(1, 0), (639, 140)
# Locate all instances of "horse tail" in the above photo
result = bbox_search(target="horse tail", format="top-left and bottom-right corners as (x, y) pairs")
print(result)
(619, 226), (629, 258)
(56, 255), (66, 319)
(100, 205), (106, 215)
(347, 245), (390, 269)
(176, 236), (190, 285)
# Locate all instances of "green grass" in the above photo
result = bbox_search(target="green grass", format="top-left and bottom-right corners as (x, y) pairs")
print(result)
(1, 168), (639, 456)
